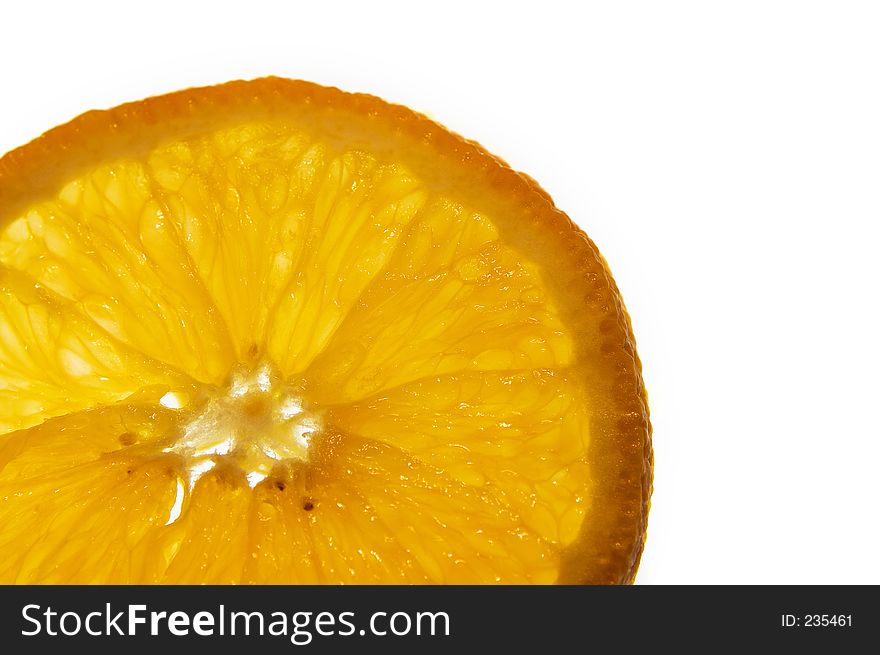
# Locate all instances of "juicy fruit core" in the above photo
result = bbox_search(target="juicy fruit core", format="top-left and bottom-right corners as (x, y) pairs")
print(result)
(165, 361), (321, 491)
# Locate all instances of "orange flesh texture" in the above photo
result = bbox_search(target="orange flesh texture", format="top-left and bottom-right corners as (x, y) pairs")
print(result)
(0, 79), (651, 584)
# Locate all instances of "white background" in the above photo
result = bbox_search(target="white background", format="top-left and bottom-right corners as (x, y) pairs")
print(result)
(1, 1), (878, 584)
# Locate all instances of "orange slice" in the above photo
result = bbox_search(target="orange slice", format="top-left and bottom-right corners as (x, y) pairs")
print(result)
(0, 78), (651, 584)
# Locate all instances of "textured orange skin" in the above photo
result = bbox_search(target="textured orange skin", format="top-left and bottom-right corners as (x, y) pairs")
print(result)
(0, 78), (652, 584)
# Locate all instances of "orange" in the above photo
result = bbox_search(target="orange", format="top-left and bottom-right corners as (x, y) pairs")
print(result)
(0, 78), (651, 583)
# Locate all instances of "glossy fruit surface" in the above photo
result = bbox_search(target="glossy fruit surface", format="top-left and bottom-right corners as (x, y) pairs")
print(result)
(0, 78), (651, 583)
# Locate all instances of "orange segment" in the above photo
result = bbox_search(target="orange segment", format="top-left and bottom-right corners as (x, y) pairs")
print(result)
(0, 78), (651, 584)
(0, 162), (234, 384)
(302, 201), (572, 403)
(0, 452), (179, 584)
(146, 130), (430, 367)
(0, 271), (193, 433)
(328, 370), (591, 548)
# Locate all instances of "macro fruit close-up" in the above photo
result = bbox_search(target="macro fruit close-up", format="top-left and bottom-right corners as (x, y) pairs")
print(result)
(0, 78), (651, 584)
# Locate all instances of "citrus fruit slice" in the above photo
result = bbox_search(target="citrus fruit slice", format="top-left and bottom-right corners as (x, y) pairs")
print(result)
(0, 78), (651, 584)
